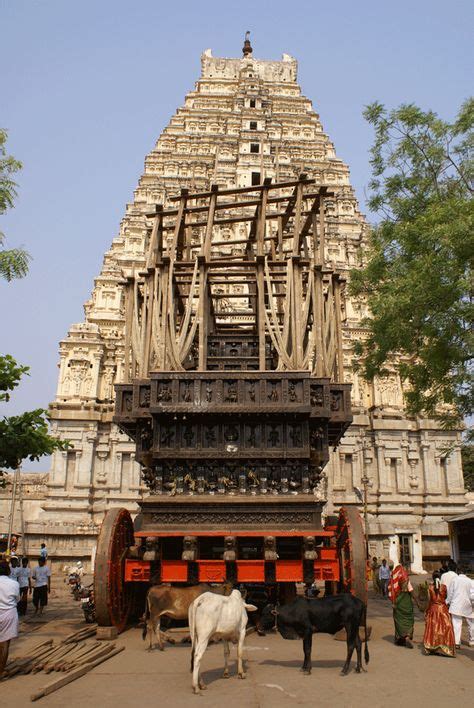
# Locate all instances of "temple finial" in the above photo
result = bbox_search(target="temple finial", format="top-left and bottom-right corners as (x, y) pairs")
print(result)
(242, 31), (252, 57)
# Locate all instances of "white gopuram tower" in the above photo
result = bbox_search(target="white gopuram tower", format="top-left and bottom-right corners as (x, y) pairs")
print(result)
(40, 40), (465, 570)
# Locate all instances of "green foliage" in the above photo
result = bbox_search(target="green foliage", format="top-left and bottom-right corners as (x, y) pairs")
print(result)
(0, 128), (30, 280)
(351, 100), (474, 426)
(0, 354), (69, 472)
(0, 354), (29, 402)
(461, 444), (474, 492)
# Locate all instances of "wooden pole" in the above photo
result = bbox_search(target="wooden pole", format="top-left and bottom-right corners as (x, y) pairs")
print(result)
(333, 274), (345, 381)
(314, 266), (326, 377)
(6, 466), (19, 555)
(30, 646), (125, 702)
(318, 188), (327, 265)
(123, 278), (134, 383)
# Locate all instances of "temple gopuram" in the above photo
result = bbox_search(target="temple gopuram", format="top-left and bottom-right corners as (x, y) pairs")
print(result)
(31, 38), (465, 571)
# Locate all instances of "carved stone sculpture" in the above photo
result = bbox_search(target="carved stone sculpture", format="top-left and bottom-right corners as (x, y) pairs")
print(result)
(223, 536), (237, 561)
(182, 536), (198, 561)
(264, 536), (279, 561)
(303, 536), (318, 560)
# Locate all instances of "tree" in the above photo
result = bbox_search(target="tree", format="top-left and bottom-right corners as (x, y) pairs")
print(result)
(460, 444), (474, 492)
(0, 355), (69, 485)
(0, 128), (30, 280)
(0, 135), (66, 486)
(350, 99), (473, 429)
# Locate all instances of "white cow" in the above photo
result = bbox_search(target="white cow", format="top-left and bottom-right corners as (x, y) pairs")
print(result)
(189, 589), (257, 694)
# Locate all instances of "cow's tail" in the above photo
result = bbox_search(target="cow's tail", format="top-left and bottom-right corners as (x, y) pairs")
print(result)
(189, 600), (197, 672)
(142, 593), (150, 641)
(362, 603), (369, 665)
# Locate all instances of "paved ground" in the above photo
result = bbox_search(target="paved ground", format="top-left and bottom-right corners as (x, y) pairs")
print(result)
(2, 580), (473, 708)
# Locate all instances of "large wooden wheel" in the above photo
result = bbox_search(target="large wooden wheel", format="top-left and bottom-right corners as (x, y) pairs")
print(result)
(336, 505), (368, 604)
(94, 507), (135, 632)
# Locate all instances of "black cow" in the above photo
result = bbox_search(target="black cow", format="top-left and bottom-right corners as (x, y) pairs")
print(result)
(261, 594), (369, 676)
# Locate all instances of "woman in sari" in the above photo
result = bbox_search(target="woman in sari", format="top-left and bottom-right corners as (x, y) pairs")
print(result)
(389, 564), (416, 647)
(423, 571), (455, 657)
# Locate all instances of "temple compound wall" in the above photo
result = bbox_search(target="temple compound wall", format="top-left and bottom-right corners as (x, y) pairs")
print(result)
(34, 46), (466, 570)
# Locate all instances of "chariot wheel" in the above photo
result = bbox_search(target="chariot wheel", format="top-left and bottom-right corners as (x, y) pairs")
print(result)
(94, 507), (135, 632)
(336, 505), (368, 604)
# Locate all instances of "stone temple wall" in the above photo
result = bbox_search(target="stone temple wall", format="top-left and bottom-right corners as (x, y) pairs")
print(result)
(31, 46), (466, 570)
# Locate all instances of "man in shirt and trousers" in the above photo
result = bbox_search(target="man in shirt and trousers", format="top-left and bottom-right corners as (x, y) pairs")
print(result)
(446, 567), (474, 648)
(379, 559), (391, 597)
(32, 557), (51, 616)
(0, 560), (20, 674)
(17, 558), (31, 616)
(440, 559), (458, 593)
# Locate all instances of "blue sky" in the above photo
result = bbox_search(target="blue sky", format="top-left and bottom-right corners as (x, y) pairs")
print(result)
(1, 0), (472, 469)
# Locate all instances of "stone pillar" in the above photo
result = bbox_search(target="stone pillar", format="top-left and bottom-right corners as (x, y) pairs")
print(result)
(130, 453), (141, 492)
(111, 452), (122, 490)
(49, 449), (68, 487)
(88, 351), (103, 400)
(420, 440), (436, 493)
(394, 458), (404, 493)
(76, 431), (96, 488)
(55, 350), (68, 398)
(332, 451), (345, 491)
(353, 444), (362, 490)
(376, 442), (390, 492)
(95, 451), (109, 485)
(446, 451), (465, 493)
(411, 530), (425, 573)
(388, 534), (399, 566)
(398, 441), (410, 492)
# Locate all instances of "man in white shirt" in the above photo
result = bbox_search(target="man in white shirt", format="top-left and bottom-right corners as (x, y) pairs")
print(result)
(9, 557), (20, 583)
(446, 568), (474, 648)
(0, 560), (20, 673)
(440, 560), (458, 593)
(31, 558), (51, 616)
(17, 558), (32, 616)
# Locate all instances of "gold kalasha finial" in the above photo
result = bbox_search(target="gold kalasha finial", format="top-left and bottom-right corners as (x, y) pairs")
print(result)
(242, 31), (252, 57)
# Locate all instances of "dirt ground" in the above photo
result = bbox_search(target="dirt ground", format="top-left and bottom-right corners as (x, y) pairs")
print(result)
(1, 579), (473, 708)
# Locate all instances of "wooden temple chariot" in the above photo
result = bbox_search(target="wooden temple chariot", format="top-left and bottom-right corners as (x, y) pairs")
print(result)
(94, 177), (366, 631)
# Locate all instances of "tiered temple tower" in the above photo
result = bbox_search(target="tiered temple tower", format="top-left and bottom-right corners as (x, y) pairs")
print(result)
(38, 42), (465, 570)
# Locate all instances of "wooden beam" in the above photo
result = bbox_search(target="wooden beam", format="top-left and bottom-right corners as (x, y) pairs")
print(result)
(319, 187), (328, 265)
(333, 273), (345, 382)
(292, 181), (304, 256)
(202, 185), (218, 261)
(160, 207), (323, 231)
(123, 278), (134, 382)
(257, 255), (266, 369)
(170, 189), (188, 258)
(167, 176), (315, 202)
(313, 266), (325, 377)
(257, 179), (271, 257)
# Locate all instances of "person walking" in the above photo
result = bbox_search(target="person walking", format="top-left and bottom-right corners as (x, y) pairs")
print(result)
(17, 558), (31, 616)
(378, 559), (391, 597)
(389, 564), (417, 647)
(9, 557), (20, 584)
(440, 560), (458, 594)
(371, 557), (381, 595)
(31, 557), (51, 616)
(0, 560), (20, 674)
(39, 543), (48, 560)
(423, 571), (455, 657)
(446, 568), (474, 649)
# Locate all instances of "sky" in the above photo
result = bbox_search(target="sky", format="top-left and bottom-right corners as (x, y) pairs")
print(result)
(1, 0), (472, 470)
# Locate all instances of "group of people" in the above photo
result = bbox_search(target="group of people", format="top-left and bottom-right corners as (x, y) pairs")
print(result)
(388, 560), (474, 656)
(0, 545), (52, 673)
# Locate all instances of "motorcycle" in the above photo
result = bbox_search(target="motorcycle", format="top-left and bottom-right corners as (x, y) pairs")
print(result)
(68, 572), (83, 600)
(80, 584), (95, 624)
